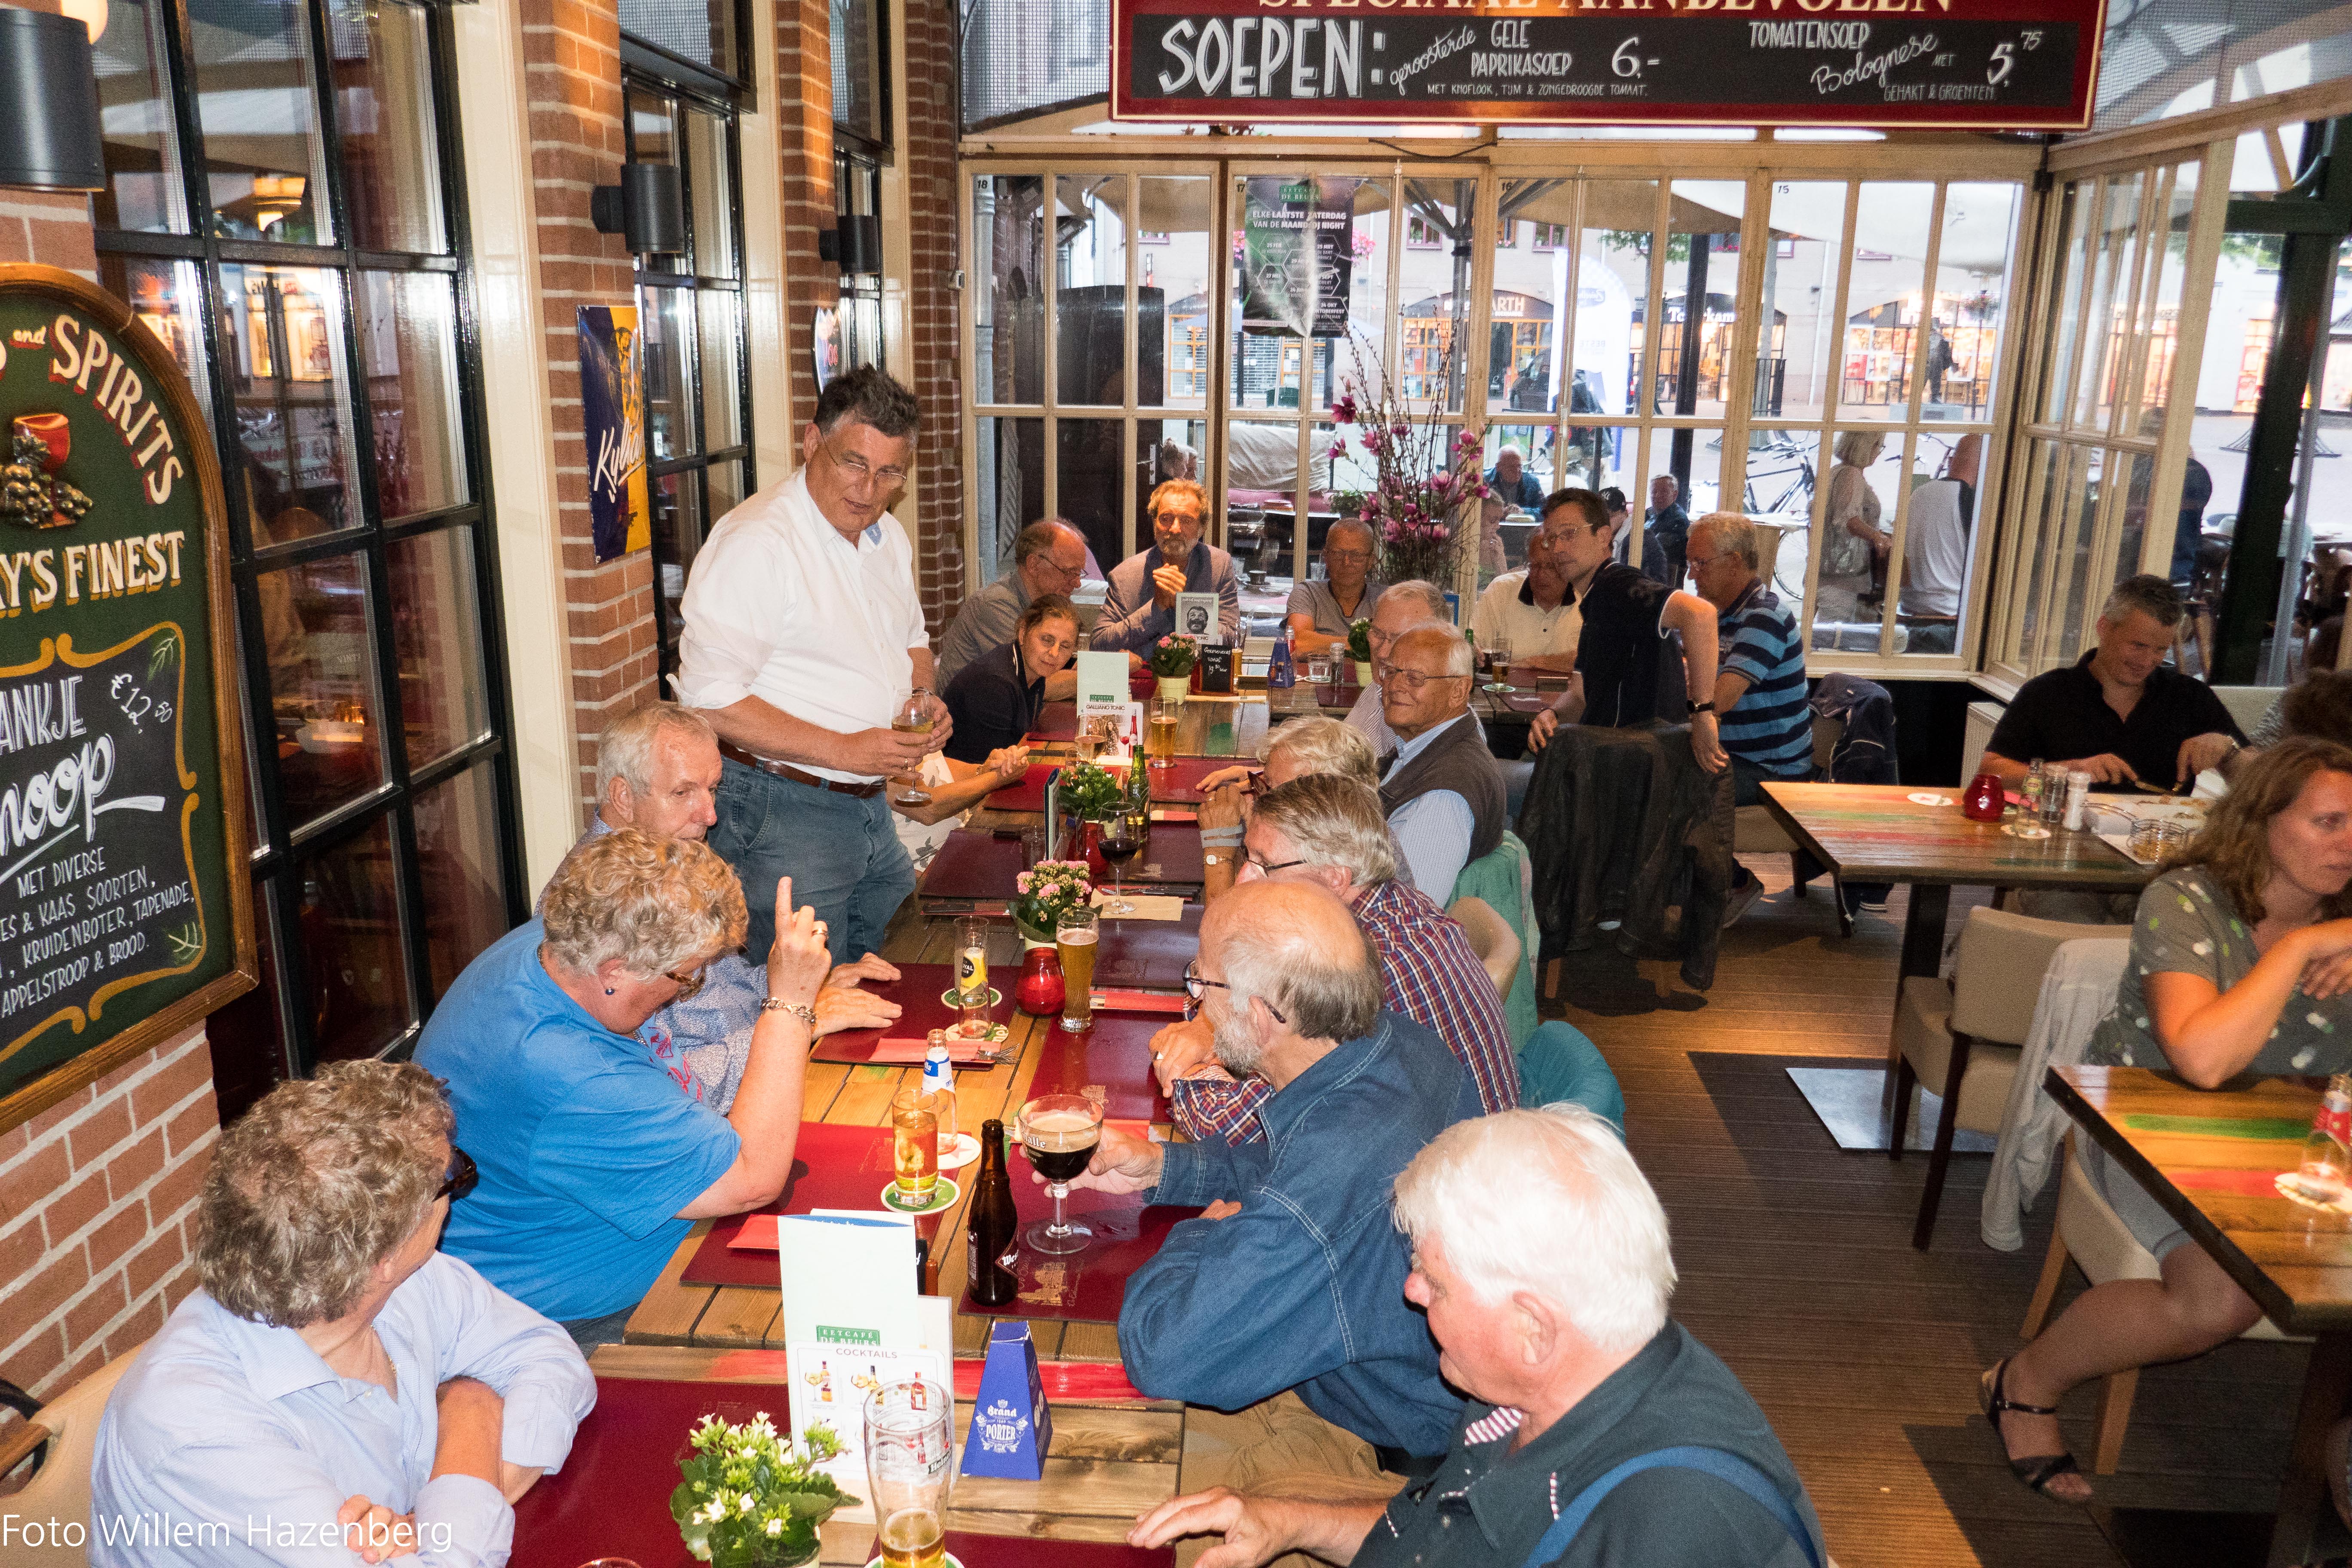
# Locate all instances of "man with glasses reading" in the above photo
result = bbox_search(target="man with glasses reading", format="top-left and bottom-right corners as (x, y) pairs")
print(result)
(1067, 881), (1480, 1473)
(1092, 478), (1242, 652)
(934, 517), (1092, 689)
(679, 365), (946, 963)
(1155, 775), (1517, 1145)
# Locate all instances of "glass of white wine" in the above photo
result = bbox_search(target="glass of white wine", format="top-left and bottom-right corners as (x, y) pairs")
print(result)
(891, 692), (934, 805)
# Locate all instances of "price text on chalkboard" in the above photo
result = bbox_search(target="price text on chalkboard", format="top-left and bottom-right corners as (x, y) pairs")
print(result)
(1112, 0), (2104, 129)
(0, 267), (254, 1130)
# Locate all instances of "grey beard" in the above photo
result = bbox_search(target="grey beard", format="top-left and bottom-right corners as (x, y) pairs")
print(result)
(1212, 1010), (1265, 1078)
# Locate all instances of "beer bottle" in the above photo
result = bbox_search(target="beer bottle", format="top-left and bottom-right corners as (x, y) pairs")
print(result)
(966, 1118), (1021, 1307)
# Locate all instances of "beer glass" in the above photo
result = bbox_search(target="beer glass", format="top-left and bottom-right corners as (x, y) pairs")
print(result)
(1147, 698), (1180, 765)
(1482, 635), (1514, 693)
(954, 915), (991, 1035)
(1056, 908), (1098, 1032)
(1018, 1092), (1104, 1255)
(890, 1087), (939, 1205)
(864, 1378), (952, 1568)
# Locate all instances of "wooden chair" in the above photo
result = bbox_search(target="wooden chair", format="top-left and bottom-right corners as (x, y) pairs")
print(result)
(1890, 907), (2130, 1250)
(0, 1348), (142, 1565)
(1446, 895), (1522, 1007)
(1730, 713), (1849, 936)
(2022, 1132), (2303, 1473)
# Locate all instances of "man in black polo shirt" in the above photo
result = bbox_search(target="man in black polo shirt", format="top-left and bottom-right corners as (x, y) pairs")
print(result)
(1127, 1105), (1823, 1568)
(1525, 488), (1727, 774)
(1983, 575), (2244, 790)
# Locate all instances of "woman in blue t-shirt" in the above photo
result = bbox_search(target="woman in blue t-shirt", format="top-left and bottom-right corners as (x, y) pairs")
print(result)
(1984, 738), (2352, 1503)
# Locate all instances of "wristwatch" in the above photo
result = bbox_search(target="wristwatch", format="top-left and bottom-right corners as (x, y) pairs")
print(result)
(1686, 700), (1716, 716)
(759, 997), (820, 1028)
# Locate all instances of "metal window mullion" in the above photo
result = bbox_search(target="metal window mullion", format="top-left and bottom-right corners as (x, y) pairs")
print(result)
(1988, 178), (2073, 675)
(1042, 165), (1060, 527)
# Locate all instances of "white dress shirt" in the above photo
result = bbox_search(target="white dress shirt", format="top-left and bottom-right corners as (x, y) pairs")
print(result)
(675, 468), (930, 782)
(1473, 570), (1581, 662)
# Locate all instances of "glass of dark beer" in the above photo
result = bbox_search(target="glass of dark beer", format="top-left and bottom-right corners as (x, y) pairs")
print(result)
(1017, 1092), (1104, 1255)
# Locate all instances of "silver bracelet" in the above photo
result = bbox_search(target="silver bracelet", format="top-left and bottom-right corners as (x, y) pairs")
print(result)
(759, 997), (819, 1029)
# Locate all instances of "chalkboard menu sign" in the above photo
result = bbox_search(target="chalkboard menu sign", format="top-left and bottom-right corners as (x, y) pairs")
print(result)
(1113, 0), (2104, 130)
(0, 267), (254, 1130)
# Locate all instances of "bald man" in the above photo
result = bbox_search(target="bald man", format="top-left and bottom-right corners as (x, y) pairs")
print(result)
(1071, 882), (1481, 1465)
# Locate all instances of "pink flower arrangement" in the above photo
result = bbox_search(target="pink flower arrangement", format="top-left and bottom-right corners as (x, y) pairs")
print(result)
(1012, 859), (1094, 937)
(1326, 330), (1489, 587)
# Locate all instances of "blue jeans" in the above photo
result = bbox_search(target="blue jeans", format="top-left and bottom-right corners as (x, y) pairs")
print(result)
(559, 1305), (634, 1352)
(709, 757), (916, 964)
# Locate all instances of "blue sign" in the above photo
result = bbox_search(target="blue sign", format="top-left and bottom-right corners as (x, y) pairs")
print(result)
(960, 1321), (1052, 1480)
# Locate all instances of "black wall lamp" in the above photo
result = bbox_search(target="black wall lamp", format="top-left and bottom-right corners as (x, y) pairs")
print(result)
(0, 6), (105, 193)
(591, 162), (685, 255)
(820, 215), (883, 277)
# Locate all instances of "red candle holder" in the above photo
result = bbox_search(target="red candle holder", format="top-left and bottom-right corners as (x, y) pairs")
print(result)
(1015, 946), (1065, 1016)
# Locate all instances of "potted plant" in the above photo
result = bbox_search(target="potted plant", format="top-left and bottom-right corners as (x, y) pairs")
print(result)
(1148, 633), (1200, 703)
(1326, 329), (1488, 593)
(1345, 617), (1374, 687)
(1011, 858), (1093, 1014)
(670, 1412), (851, 1568)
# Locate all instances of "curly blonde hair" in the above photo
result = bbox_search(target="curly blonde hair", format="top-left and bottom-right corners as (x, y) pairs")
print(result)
(196, 1061), (453, 1328)
(2162, 735), (2352, 925)
(541, 827), (747, 978)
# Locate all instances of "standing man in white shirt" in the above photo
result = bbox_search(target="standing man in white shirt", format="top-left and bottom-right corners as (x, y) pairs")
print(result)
(677, 366), (949, 962)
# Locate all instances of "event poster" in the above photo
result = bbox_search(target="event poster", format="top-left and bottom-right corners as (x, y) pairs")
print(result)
(1240, 176), (1359, 339)
(579, 305), (649, 563)
(0, 267), (254, 1127)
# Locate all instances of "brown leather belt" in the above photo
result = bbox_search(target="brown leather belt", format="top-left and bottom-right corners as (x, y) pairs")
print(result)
(718, 741), (887, 798)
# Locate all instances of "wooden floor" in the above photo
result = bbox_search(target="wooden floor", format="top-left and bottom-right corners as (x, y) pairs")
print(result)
(1556, 855), (2309, 1568)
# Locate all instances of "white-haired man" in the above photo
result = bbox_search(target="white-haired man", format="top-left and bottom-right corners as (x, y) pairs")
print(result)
(1343, 579), (1462, 758)
(1130, 1104), (1824, 1568)
(555, 704), (1022, 1107)
(1157, 775), (1517, 1143)
(1380, 625), (1507, 900)
(1077, 882), (1481, 1464)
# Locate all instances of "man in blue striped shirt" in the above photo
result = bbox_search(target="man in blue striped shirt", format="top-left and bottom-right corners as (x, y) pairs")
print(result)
(1687, 515), (1814, 926)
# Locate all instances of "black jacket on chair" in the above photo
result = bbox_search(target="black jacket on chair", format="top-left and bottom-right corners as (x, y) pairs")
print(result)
(1518, 721), (1732, 990)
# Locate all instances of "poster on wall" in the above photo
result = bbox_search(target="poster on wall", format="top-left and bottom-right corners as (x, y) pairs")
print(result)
(1240, 176), (1358, 339)
(1113, 0), (2104, 131)
(0, 266), (255, 1131)
(579, 305), (649, 564)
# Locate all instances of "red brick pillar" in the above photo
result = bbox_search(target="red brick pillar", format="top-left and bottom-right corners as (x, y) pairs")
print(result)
(773, 0), (838, 431)
(520, 0), (658, 805)
(902, 0), (963, 640)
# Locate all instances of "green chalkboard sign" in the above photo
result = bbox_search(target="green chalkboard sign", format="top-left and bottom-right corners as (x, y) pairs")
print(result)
(0, 266), (254, 1131)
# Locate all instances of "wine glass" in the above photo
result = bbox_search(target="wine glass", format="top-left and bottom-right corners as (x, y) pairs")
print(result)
(1018, 1092), (1104, 1255)
(890, 692), (933, 805)
(1098, 808), (1146, 916)
(1482, 635), (1515, 693)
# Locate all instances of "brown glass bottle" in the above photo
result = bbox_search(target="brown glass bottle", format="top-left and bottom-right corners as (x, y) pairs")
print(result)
(966, 1118), (1020, 1307)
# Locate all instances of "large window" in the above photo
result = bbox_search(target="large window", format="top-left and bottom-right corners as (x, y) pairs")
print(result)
(622, 70), (754, 676)
(93, 0), (522, 1116)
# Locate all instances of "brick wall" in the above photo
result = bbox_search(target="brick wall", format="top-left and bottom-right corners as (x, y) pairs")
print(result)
(0, 1029), (216, 1406)
(902, 0), (964, 637)
(0, 190), (98, 281)
(773, 0), (837, 435)
(518, 0), (658, 808)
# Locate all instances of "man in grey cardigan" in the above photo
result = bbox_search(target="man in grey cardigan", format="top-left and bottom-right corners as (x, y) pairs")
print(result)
(1093, 478), (1242, 652)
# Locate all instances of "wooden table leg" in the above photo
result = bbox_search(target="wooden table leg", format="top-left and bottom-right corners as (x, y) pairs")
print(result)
(2268, 1329), (2352, 1568)
(1883, 882), (1951, 1118)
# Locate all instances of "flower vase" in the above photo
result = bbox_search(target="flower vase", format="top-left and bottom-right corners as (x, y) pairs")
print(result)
(1015, 943), (1065, 1015)
(1354, 660), (1374, 687)
(1156, 675), (1189, 704)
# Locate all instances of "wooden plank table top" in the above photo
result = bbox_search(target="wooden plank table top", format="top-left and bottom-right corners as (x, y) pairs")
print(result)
(583, 1344), (1185, 1563)
(1758, 781), (2150, 891)
(2046, 1066), (2352, 1568)
(1034, 696), (1269, 759)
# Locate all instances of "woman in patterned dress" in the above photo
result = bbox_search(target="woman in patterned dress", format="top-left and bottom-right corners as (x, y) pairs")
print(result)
(1982, 737), (2352, 1503)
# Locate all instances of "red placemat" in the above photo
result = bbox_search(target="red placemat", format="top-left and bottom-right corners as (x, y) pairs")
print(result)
(1095, 907), (1203, 991)
(870, 1532), (1175, 1567)
(987, 757), (1240, 812)
(960, 1137), (1198, 1323)
(511, 1375), (792, 1568)
(680, 1123), (940, 1288)
(1124, 821), (1204, 885)
(920, 830), (1026, 900)
(809, 963), (1011, 1065)
(1027, 1015), (1167, 1121)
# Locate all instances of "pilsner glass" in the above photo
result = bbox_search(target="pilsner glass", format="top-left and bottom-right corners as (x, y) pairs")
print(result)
(890, 1087), (939, 1204)
(1018, 1091), (1104, 1255)
(864, 1378), (952, 1568)
(1056, 908), (1098, 1032)
(1482, 635), (1514, 692)
(1147, 698), (1180, 763)
(891, 692), (932, 804)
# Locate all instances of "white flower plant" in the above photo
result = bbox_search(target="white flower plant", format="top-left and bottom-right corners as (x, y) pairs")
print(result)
(668, 1411), (854, 1567)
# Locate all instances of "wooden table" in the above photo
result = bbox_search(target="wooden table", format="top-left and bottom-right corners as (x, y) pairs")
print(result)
(570, 1344), (1186, 1563)
(1034, 696), (1269, 759)
(1759, 782), (2155, 1146)
(2046, 1067), (2352, 1568)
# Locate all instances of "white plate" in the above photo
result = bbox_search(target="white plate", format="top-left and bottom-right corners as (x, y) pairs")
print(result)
(937, 1133), (981, 1170)
(1906, 792), (1953, 807)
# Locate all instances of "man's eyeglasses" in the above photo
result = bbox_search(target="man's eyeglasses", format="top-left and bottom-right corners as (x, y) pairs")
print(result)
(1184, 960), (1287, 1024)
(1685, 552), (1727, 572)
(1155, 510), (1204, 529)
(1385, 667), (1468, 692)
(438, 1146), (478, 1204)
(1238, 848), (1307, 877)
(827, 446), (909, 491)
(1324, 548), (1374, 566)
(664, 963), (709, 1001)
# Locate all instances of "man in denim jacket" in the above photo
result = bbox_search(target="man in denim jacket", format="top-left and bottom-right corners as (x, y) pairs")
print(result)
(1064, 882), (1479, 1461)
